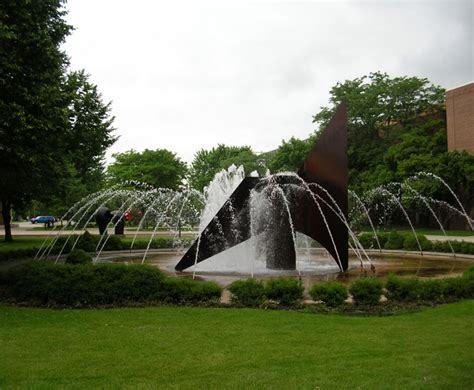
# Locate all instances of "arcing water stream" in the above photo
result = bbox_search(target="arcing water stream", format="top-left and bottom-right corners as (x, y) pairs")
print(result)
(37, 168), (473, 279)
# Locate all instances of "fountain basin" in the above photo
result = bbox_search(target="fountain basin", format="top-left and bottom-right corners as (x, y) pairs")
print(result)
(102, 248), (474, 288)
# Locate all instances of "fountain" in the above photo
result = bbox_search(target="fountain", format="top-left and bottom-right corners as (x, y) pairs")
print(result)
(176, 103), (350, 273)
(34, 104), (474, 283)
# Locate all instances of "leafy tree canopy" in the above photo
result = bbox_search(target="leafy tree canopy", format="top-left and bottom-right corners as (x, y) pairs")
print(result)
(268, 135), (317, 173)
(311, 72), (473, 227)
(63, 70), (117, 182)
(0, 0), (117, 239)
(107, 149), (187, 190)
(0, 0), (72, 240)
(312, 72), (447, 192)
(188, 144), (264, 191)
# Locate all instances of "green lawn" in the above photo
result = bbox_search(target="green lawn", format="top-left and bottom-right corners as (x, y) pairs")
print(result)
(1, 302), (473, 388)
(0, 235), (191, 253)
(0, 236), (45, 252)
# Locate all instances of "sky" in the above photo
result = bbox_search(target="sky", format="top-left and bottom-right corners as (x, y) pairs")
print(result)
(62, 0), (474, 165)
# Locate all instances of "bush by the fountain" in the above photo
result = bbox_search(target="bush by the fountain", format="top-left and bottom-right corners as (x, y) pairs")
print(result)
(355, 231), (474, 255)
(75, 231), (97, 252)
(418, 279), (444, 302)
(349, 278), (383, 305)
(265, 278), (304, 306)
(385, 275), (421, 301)
(402, 235), (432, 251)
(309, 282), (348, 307)
(228, 279), (266, 307)
(0, 262), (222, 307)
(383, 231), (405, 250)
(358, 232), (388, 249)
(441, 277), (471, 300)
(162, 277), (223, 305)
(65, 249), (92, 264)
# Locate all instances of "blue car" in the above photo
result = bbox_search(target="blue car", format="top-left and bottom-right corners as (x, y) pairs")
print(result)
(31, 216), (56, 224)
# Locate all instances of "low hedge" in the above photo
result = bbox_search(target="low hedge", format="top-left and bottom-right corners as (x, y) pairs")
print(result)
(385, 275), (421, 302)
(384, 232), (405, 250)
(309, 281), (348, 307)
(0, 261), (222, 306)
(356, 232), (474, 255)
(228, 279), (266, 307)
(65, 249), (92, 264)
(349, 278), (383, 305)
(0, 233), (193, 262)
(265, 278), (304, 306)
(385, 271), (474, 303)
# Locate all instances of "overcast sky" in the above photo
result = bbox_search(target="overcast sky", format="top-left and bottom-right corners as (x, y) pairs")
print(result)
(62, 0), (473, 164)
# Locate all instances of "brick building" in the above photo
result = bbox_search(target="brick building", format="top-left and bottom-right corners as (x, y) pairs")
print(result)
(446, 82), (474, 154)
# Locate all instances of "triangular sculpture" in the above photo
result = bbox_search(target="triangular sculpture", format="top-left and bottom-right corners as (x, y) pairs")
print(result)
(175, 103), (348, 272)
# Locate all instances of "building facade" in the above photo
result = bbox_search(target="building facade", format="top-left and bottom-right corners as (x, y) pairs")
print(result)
(446, 82), (474, 154)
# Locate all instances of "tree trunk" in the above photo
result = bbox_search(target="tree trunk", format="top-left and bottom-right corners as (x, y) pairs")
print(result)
(1, 200), (13, 242)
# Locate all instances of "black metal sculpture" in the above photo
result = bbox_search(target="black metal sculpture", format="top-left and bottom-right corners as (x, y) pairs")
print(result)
(175, 103), (348, 272)
(94, 207), (125, 235)
(95, 207), (113, 235)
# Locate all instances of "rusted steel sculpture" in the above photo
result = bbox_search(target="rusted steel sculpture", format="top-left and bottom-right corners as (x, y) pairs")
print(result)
(175, 103), (348, 272)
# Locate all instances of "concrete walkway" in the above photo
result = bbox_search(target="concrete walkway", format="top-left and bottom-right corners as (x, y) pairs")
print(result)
(425, 234), (474, 243)
(0, 222), (197, 237)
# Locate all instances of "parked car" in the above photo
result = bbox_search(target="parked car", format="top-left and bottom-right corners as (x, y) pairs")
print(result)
(31, 216), (56, 224)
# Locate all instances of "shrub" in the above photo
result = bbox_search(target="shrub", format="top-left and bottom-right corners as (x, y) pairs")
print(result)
(349, 278), (383, 305)
(228, 279), (266, 307)
(102, 235), (123, 251)
(383, 232), (405, 250)
(385, 274), (421, 302)
(265, 278), (304, 306)
(429, 240), (474, 256)
(122, 237), (191, 250)
(403, 234), (432, 251)
(356, 233), (377, 249)
(309, 282), (348, 307)
(375, 232), (389, 248)
(355, 232), (387, 250)
(161, 278), (222, 304)
(431, 241), (450, 253)
(0, 262), (222, 306)
(0, 248), (38, 262)
(442, 277), (469, 300)
(464, 265), (474, 279)
(419, 279), (444, 301)
(65, 249), (92, 264)
(75, 231), (98, 252)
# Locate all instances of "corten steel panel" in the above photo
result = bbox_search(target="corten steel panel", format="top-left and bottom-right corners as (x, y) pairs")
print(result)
(296, 103), (348, 270)
(175, 104), (348, 272)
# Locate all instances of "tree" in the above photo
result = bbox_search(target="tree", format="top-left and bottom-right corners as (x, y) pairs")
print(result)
(31, 70), (118, 218)
(0, 0), (72, 241)
(313, 72), (446, 193)
(63, 70), (117, 188)
(268, 135), (317, 173)
(313, 72), (473, 228)
(107, 149), (188, 190)
(188, 144), (264, 191)
(0, 2), (117, 240)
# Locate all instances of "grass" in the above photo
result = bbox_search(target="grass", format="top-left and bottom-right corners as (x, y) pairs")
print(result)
(0, 237), (45, 252)
(0, 301), (473, 388)
(0, 235), (193, 252)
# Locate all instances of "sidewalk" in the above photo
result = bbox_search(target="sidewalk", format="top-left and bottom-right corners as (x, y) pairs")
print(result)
(0, 224), (196, 237)
(425, 235), (474, 243)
